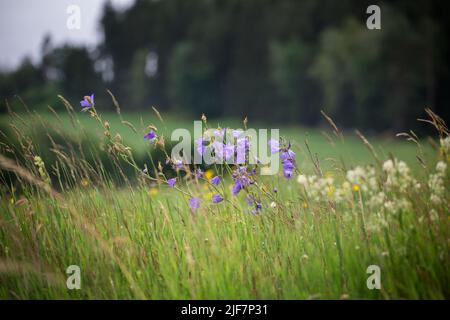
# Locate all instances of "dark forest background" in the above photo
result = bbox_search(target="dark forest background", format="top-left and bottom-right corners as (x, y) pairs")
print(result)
(1, 0), (449, 132)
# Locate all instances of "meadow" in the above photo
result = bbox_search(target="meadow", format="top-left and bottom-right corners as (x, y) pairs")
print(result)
(0, 96), (448, 299)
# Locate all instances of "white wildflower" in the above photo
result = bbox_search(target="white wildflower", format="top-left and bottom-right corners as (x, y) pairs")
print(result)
(428, 164), (445, 203)
(429, 209), (439, 221)
(368, 192), (385, 208)
(430, 194), (441, 205)
(440, 136), (450, 154)
(383, 159), (394, 173)
(436, 161), (447, 174)
(384, 201), (395, 211)
(297, 174), (308, 186)
(397, 161), (409, 176)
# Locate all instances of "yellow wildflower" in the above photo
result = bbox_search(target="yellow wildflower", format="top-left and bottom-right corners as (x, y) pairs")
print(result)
(81, 178), (89, 187)
(327, 185), (335, 198)
(205, 169), (214, 181)
(148, 187), (159, 197)
(352, 184), (360, 192)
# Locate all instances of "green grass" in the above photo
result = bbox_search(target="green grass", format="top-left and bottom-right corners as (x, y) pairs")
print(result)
(0, 104), (448, 299)
(1, 185), (447, 299)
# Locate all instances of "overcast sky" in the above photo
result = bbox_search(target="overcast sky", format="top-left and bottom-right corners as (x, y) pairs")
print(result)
(0, 0), (133, 70)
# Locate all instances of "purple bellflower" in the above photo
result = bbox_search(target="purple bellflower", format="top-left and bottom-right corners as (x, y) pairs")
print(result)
(80, 94), (94, 110)
(231, 166), (253, 195)
(144, 130), (156, 141)
(189, 197), (201, 209)
(211, 176), (220, 185)
(212, 194), (223, 203)
(167, 178), (177, 188)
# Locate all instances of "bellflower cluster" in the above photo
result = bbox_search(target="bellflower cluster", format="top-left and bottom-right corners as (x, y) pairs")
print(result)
(231, 166), (254, 195)
(269, 139), (296, 179)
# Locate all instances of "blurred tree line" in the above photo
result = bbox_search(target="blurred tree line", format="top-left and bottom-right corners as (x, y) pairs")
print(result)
(1, 0), (449, 131)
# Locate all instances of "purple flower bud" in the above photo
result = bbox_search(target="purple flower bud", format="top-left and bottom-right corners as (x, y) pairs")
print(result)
(189, 197), (201, 209)
(80, 94), (94, 110)
(211, 176), (220, 185)
(231, 166), (252, 194)
(282, 160), (295, 171)
(251, 201), (262, 214)
(167, 178), (177, 188)
(232, 181), (242, 195)
(283, 169), (294, 179)
(212, 194), (223, 203)
(144, 130), (156, 141)
(282, 159), (295, 179)
(280, 149), (296, 162)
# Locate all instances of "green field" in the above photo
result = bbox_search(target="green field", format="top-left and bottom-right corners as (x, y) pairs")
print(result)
(0, 104), (448, 299)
